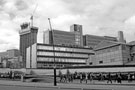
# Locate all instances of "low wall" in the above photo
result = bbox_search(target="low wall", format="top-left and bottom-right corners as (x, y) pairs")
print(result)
(0, 68), (26, 73)
(26, 66), (135, 75)
(0, 66), (135, 75)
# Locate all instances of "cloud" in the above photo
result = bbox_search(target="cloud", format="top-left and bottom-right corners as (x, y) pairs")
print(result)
(15, 0), (29, 11)
(1, 0), (135, 52)
(125, 15), (135, 25)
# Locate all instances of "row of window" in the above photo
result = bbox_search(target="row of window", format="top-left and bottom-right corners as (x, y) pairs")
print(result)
(37, 45), (92, 53)
(37, 57), (86, 63)
(37, 63), (75, 68)
(37, 51), (89, 58)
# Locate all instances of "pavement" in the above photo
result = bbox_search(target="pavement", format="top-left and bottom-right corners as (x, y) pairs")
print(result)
(68, 79), (135, 86)
(0, 79), (135, 90)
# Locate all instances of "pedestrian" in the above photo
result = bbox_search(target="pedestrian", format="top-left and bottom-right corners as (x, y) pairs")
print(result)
(9, 71), (12, 79)
(127, 73), (131, 82)
(117, 74), (122, 84)
(70, 74), (74, 82)
(12, 71), (15, 80)
(85, 73), (88, 83)
(80, 73), (83, 83)
(21, 74), (24, 82)
(59, 70), (62, 83)
(89, 73), (94, 83)
(99, 73), (104, 81)
(114, 73), (118, 83)
(132, 74), (135, 81)
(107, 73), (112, 84)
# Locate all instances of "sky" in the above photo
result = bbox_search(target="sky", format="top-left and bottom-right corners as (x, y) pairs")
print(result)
(1, 0), (135, 52)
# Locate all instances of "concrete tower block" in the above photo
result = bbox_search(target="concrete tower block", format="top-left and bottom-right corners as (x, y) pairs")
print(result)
(118, 31), (125, 43)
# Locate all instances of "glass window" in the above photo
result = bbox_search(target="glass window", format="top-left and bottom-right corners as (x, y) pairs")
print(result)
(110, 59), (115, 62)
(99, 61), (103, 64)
(121, 45), (126, 50)
(89, 62), (93, 65)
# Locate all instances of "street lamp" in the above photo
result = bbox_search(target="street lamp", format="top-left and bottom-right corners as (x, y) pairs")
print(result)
(48, 18), (57, 86)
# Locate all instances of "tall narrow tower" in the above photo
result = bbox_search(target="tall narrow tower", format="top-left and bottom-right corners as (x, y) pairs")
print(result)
(19, 23), (38, 68)
(118, 31), (125, 43)
(70, 24), (83, 46)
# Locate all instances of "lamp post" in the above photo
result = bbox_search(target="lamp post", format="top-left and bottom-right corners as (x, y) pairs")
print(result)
(48, 18), (57, 86)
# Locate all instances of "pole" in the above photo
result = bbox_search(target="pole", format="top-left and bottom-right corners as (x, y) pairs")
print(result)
(48, 18), (57, 86)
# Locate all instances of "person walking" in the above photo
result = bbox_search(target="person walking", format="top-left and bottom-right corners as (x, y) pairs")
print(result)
(127, 73), (131, 82)
(85, 73), (88, 83)
(132, 74), (135, 81)
(59, 70), (62, 83)
(80, 73), (83, 83)
(114, 73), (118, 83)
(12, 71), (15, 80)
(117, 73), (122, 84)
(107, 73), (112, 84)
(89, 73), (94, 83)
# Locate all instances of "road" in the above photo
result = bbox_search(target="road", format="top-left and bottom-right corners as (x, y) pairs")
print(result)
(0, 85), (63, 90)
(0, 84), (135, 90)
(0, 79), (135, 90)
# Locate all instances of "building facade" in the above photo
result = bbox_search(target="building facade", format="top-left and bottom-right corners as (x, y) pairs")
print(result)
(19, 23), (38, 68)
(0, 49), (21, 68)
(70, 24), (83, 46)
(83, 35), (117, 48)
(43, 30), (75, 46)
(19, 22), (135, 68)
(43, 24), (117, 49)
(43, 24), (83, 47)
(26, 43), (94, 68)
(7, 49), (20, 58)
(0, 49), (20, 58)
(89, 41), (132, 66)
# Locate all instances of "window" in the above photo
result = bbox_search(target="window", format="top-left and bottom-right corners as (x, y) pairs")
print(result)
(89, 62), (93, 65)
(127, 58), (130, 61)
(121, 45), (126, 50)
(110, 59), (115, 62)
(99, 61), (103, 64)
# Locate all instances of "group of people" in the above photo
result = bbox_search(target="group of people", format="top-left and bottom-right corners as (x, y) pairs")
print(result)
(0, 71), (15, 79)
(7, 71), (15, 79)
(58, 71), (95, 83)
(0, 71), (22, 80)
(107, 73), (122, 84)
(58, 70), (135, 84)
(59, 71), (74, 83)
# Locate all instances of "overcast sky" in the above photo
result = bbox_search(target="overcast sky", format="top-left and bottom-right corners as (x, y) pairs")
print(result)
(1, 0), (135, 52)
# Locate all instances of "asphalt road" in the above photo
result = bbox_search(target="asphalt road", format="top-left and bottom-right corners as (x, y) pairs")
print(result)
(0, 85), (61, 90)
(0, 84), (135, 90)
(0, 79), (135, 90)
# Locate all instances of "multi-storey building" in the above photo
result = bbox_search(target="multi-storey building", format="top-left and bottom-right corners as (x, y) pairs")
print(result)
(7, 49), (20, 58)
(43, 24), (83, 47)
(43, 30), (75, 46)
(70, 24), (83, 46)
(19, 22), (135, 69)
(19, 23), (38, 68)
(83, 35), (117, 48)
(0, 49), (21, 68)
(26, 43), (94, 68)
(89, 41), (131, 66)
(0, 49), (19, 58)
(43, 24), (117, 49)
